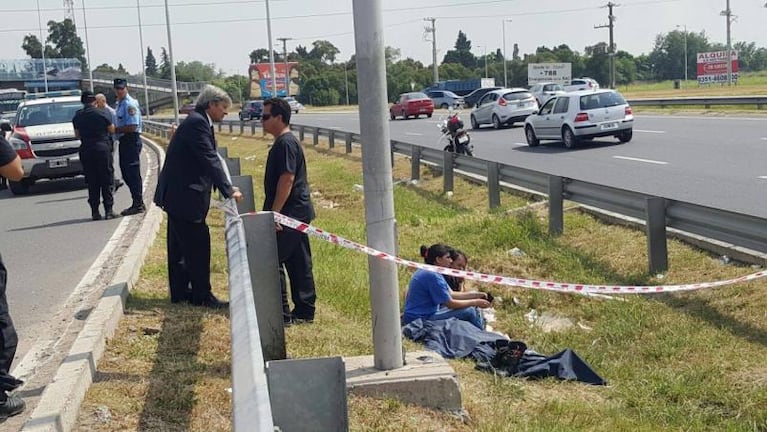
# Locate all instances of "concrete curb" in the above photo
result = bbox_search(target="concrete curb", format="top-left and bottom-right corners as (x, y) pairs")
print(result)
(21, 138), (166, 432)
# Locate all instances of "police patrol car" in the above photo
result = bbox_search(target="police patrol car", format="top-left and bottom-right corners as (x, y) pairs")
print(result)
(6, 90), (85, 195)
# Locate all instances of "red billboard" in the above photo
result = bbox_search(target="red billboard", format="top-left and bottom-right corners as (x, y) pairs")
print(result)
(248, 62), (299, 99)
(696, 50), (738, 84)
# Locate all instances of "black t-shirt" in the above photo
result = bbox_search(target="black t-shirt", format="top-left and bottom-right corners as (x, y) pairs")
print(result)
(263, 131), (315, 222)
(72, 105), (112, 150)
(0, 135), (16, 167)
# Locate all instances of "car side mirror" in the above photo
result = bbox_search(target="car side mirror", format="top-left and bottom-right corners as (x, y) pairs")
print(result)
(532, 110), (539, 116)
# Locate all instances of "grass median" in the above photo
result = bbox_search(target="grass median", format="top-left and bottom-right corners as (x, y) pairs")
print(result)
(74, 131), (767, 431)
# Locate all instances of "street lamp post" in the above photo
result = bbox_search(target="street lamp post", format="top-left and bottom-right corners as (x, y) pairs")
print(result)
(676, 24), (688, 87)
(502, 19), (512, 87)
(477, 45), (488, 79)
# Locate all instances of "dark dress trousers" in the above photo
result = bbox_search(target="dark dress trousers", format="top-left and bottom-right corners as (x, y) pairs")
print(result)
(153, 109), (234, 304)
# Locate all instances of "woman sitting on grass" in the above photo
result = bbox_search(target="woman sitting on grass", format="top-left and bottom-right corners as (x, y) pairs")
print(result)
(402, 244), (491, 330)
(444, 248), (468, 292)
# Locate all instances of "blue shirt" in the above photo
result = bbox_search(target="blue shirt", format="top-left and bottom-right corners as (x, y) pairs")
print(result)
(114, 94), (142, 137)
(403, 269), (452, 324)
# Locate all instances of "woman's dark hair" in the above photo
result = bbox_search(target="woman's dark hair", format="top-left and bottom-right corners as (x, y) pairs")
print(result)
(445, 248), (468, 292)
(448, 249), (468, 264)
(420, 244), (451, 265)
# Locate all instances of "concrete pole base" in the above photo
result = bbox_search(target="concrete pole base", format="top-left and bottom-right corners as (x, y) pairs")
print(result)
(344, 351), (462, 411)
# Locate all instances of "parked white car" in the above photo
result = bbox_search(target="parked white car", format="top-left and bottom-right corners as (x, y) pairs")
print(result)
(284, 96), (303, 113)
(469, 88), (538, 129)
(563, 77), (600, 92)
(529, 82), (566, 106)
(523, 89), (634, 149)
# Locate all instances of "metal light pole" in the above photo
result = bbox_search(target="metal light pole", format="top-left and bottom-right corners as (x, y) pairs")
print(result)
(477, 45), (488, 79)
(277, 37), (293, 97)
(676, 24), (688, 87)
(352, 0), (403, 371)
(137, 0), (150, 118)
(81, 0), (94, 92)
(163, 0), (179, 124)
(502, 19), (511, 87)
(35, 0), (49, 92)
(344, 63), (350, 105)
(721, 0), (733, 85)
(264, 0), (278, 97)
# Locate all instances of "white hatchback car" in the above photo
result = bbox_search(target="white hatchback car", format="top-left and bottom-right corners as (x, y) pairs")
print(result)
(470, 88), (538, 129)
(529, 82), (566, 106)
(284, 96), (303, 113)
(523, 89), (634, 149)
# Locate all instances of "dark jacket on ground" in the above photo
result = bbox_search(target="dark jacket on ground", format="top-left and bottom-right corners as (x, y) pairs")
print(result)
(153, 108), (234, 222)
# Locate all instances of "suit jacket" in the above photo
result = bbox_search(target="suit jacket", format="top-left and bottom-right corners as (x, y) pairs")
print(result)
(153, 109), (234, 222)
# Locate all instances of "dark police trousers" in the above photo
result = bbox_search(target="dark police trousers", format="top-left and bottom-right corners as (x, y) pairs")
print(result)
(118, 132), (143, 203)
(277, 228), (316, 321)
(80, 146), (113, 208)
(0, 254), (22, 394)
(166, 214), (213, 304)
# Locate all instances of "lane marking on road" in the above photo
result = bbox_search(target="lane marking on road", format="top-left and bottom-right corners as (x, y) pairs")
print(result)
(511, 142), (528, 146)
(760, 137), (767, 141)
(758, 176), (767, 180)
(613, 156), (669, 165)
(405, 132), (424, 136)
(634, 129), (666, 134)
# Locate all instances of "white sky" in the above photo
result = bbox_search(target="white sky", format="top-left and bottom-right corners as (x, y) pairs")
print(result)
(0, 0), (765, 77)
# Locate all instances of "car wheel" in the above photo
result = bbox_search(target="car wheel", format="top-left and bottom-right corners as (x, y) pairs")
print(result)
(618, 129), (633, 143)
(525, 126), (540, 147)
(492, 114), (502, 129)
(427, 113), (432, 118)
(390, 112), (396, 120)
(562, 127), (578, 149)
(294, 110), (299, 114)
(239, 113), (245, 121)
(440, 103), (449, 109)
(402, 110), (408, 120)
(470, 115), (479, 130)
(8, 179), (31, 195)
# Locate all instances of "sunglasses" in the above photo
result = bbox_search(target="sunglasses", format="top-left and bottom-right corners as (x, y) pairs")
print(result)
(261, 114), (273, 121)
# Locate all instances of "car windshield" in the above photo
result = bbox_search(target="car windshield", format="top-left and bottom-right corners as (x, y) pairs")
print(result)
(579, 92), (626, 110)
(544, 84), (564, 92)
(17, 101), (82, 127)
(502, 91), (533, 101)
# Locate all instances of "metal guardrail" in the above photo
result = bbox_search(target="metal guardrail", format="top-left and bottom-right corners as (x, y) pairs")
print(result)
(145, 118), (767, 271)
(627, 95), (767, 109)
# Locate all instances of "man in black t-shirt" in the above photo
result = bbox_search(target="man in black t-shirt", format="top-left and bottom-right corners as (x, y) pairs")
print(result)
(73, 91), (118, 220)
(0, 134), (26, 419)
(262, 98), (317, 325)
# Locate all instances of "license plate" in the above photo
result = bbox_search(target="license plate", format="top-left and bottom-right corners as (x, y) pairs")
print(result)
(458, 135), (469, 144)
(601, 122), (618, 130)
(48, 158), (68, 168)
(420, 108), (427, 112)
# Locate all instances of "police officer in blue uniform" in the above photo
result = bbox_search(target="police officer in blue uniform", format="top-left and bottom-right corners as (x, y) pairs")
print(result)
(113, 78), (144, 216)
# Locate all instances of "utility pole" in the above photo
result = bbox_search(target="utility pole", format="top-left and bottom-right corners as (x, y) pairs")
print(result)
(353, 0), (403, 371)
(595, 2), (619, 89)
(137, 0), (150, 118)
(264, 0), (277, 97)
(720, 0), (733, 85)
(163, 0), (179, 125)
(277, 37), (293, 97)
(424, 17), (438, 84)
(35, 0), (49, 92)
(502, 19), (511, 87)
(676, 24), (688, 87)
(81, 0), (94, 92)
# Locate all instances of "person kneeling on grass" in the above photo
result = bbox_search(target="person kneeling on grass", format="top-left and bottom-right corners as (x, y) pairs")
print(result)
(402, 244), (491, 330)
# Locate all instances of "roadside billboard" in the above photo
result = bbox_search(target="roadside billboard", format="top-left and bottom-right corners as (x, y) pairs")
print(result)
(248, 62), (299, 99)
(527, 63), (571, 85)
(696, 50), (738, 84)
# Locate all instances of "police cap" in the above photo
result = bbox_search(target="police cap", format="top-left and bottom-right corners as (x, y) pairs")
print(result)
(113, 78), (127, 89)
(81, 90), (96, 104)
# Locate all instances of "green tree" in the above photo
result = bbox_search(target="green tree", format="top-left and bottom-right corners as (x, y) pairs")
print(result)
(442, 31), (476, 69)
(145, 47), (158, 77)
(249, 48), (272, 64)
(21, 35), (44, 58)
(174, 61), (220, 82)
(46, 18), (86, 67)
(308, 40), (340, 64)
(159, 47), (171, 79)
(93, 63), (118, 73)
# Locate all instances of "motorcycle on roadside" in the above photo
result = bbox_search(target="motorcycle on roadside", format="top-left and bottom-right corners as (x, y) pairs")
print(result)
(437, 108), (474, 157)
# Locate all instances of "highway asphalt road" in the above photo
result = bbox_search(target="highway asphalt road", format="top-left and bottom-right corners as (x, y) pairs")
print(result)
(276, 111), (766, 218)
(0, 150), (151, 362)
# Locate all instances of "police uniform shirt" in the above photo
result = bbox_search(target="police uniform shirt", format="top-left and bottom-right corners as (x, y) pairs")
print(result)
(115, 94), (142, 137)
(72, 106), (112, 150)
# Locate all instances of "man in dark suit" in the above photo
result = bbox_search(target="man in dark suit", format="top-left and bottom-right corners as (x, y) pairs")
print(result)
(153, 85), (243, 309)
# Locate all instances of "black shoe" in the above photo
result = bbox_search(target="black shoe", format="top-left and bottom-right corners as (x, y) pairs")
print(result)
(0, 394), (25, 420)
(283, 318), (293, 328)
(290, 314), (314, 324)
(104, 210), (119, 220)
(113, 179), (124, 192)
(91, 210), (103, 221)
(191, 294), (229, 310)
(120, 203), (146, 216)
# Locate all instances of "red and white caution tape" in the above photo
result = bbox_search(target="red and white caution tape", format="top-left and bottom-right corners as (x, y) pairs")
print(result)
(222, 205), (767, 295)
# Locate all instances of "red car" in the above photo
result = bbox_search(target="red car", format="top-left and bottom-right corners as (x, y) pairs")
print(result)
(389, 92), (434, 120)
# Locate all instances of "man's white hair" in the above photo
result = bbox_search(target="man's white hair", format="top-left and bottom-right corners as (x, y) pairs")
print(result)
(194, 85), (232, 110)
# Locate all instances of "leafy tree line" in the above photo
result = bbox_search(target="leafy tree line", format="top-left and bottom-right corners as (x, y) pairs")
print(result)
(21, 20), (767, 107)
